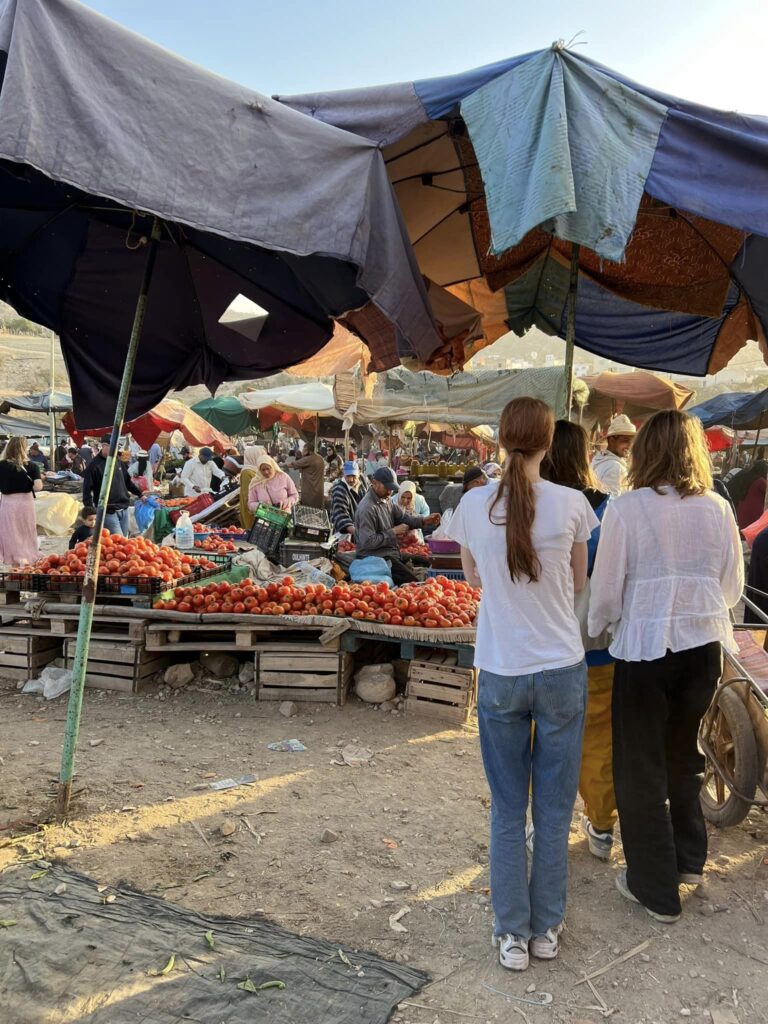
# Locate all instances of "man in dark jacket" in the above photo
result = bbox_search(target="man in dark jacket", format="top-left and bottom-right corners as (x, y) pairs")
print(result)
(82, 436), (143, 536)
(354, 467), (439, 584)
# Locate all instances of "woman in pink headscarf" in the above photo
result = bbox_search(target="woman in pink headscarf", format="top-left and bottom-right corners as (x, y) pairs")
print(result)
(247, 451), (299, 512)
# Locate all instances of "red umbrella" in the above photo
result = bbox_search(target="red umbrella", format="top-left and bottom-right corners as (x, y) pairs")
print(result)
(705, 427), (735, 453)
(64, 399), (233, 453)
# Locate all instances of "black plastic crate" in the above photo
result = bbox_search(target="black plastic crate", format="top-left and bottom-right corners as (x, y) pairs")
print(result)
(0, 571), (52, 593)
(279, 538), (335, 566)
(292, 504), (331, 542)
(248, 517), (288, 560)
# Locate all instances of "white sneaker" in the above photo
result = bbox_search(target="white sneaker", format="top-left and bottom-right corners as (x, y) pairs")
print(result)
(492, 932), (529, 971)
(615, 869), (681, 923)
(581, 816), (613, 861)
(530, 923), (563, 960)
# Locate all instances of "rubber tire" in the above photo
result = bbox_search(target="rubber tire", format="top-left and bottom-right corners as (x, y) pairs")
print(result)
(700, 686), (759, 828)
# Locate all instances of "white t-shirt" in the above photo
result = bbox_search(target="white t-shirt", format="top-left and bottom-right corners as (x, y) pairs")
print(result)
(446, 480), (598, 675)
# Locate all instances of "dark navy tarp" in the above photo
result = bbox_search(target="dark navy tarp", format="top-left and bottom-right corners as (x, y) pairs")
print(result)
(0, 0), (442, 427)
(688, 391), (768, 429)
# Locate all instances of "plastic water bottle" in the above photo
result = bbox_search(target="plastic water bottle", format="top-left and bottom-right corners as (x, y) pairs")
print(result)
(175, 511), (194, 550)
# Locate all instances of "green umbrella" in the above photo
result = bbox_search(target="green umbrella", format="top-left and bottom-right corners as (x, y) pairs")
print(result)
(191, 397), (260, 437)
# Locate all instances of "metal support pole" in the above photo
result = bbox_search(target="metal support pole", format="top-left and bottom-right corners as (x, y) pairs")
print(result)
(563, 243), (580, 420)
(49, 335), (57, 468)
(388, 425), (394, 467)
(57, 219), (161, 819)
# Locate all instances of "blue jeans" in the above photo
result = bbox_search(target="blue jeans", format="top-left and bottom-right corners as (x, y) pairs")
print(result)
(104, 507), (129, 536)
(478, 661), (587, 940)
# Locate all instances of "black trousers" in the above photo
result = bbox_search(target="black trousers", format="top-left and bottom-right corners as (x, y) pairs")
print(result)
(612, 642), (722, 917)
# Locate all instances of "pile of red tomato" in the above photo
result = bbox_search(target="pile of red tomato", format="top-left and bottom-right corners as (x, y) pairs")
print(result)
(10, 532), (217, 582)
(193, 537), (237, 553)
(153, 574), (480, 628)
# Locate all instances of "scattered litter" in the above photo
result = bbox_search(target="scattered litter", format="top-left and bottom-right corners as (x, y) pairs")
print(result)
(102, 894), (116, 905)
(148, 954), (176, 977)
(209, 774), (258, 791)
(205, 930), (215, 950)
(219, 965), (226, 983)
(382, 837), (398, 849)
(54, 883), (67, 896)
(267, 739), (306, 753)
(389, 907), (411, 932)
(0, 920), (16, 928)
(21, 666), (72, 700)
(337, 949), (353, 967)
(96, 885), (107, 893)
(390, 880), (411, 891)
(29, 869), (49, 880)
(238, 977), (286, 994)
(120, 806), (137, 813)
(335, 744), (374, 767)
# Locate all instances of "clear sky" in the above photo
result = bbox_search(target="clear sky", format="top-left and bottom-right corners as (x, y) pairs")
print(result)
(89, 0), (766, 112)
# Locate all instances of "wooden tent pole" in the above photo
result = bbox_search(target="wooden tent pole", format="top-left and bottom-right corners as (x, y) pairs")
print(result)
(563, 243), (580, 420)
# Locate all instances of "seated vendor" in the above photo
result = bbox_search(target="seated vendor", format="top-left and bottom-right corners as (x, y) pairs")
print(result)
(354, 467), (440, 585)
(247, 452), (299, 512)
(391, 481), (429, 542)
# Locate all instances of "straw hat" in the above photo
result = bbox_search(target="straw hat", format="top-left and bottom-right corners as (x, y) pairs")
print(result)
(605, 414), (637, 437)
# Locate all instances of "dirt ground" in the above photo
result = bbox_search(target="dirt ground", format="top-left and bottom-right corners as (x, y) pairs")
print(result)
(1, 669), (767, 1024)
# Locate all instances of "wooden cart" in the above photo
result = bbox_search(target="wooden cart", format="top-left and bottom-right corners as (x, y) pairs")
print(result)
(699, 620), (768, 827)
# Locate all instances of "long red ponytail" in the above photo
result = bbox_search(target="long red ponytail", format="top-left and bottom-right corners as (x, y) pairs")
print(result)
(489, 397), (554, 583)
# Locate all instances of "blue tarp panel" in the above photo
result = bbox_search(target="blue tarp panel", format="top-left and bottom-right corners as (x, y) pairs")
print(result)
(688, 387), (765, 428)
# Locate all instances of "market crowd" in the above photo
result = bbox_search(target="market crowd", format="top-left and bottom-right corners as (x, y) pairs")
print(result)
(0, 406), (755, 978)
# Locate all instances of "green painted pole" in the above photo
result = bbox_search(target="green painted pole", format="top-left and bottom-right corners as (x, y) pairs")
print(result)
(56, 218), (161, 819)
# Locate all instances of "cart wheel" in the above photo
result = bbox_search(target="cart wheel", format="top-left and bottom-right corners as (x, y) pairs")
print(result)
(700, 686), (759, 828)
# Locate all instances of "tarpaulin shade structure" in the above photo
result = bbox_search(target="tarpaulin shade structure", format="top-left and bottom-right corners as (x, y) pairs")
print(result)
(190, 397), (261, 437)
(63, 400), (234, 453)
(0, 390), (72, 413)
(333, 366), (571, 427)
(689, 389), (768, 431)
(579, 369), (693, 427)
(279, 46), (768, 376)
(0, 0), (445, 430)
(0, 412), (49, 436)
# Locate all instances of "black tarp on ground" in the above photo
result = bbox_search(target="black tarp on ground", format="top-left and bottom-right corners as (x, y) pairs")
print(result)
(0, 864), (427, 1023)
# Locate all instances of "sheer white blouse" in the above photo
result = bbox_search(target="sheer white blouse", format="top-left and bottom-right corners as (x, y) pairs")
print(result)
(588, 487), (744, 662)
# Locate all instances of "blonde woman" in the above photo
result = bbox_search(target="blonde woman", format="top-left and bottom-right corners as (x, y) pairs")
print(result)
(590, 411), (743, 923)
(0, 436), (43, 565)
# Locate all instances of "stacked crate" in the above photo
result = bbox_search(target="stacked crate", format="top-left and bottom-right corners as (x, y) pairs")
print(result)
(405, 650), (477, 724)
(0, 623), (62, 682)
(62, 628), (167, 692)
(255, 634), (353, 705)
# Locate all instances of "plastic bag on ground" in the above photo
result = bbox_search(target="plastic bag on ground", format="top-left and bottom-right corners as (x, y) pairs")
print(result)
(22, 665), (72, 699)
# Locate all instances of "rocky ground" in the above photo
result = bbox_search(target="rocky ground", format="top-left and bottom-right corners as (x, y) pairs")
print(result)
(1, 660), (767, 1024)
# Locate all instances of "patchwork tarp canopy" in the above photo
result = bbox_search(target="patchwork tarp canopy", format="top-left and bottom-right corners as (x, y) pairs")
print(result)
(579, 369), (694, 427)
(689, 390), (768, 431)
(279, 46), (768, 376)
(190, 397), (261, 437)
(0, 0), (443, 428)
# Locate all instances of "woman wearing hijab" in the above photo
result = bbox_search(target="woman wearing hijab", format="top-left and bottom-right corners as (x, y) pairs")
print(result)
(392, 481), (430, 541)
(238, 445), (268, 529)
(247, 452), (299, 513)
(728, 458), (768, 529)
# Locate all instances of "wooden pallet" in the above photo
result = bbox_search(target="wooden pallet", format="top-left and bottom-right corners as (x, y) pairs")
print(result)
(45, 615), (147, 641)
(340, 631), (475, 667)
(63, 637), (168, 692)
(256, 644), (354, 705)
(0, 627), (62, 681)
(405, 653), (477, 724)
(146, 621), (341, 654)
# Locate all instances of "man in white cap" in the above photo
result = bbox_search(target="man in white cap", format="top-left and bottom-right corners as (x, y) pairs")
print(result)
(592, 415), (637, 497)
